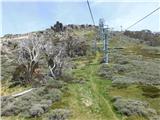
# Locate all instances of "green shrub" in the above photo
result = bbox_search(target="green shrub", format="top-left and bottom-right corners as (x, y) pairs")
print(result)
(113, 98), (157, 118)
(47, 109), (71, 120)
(141, 85), (160, 98)
(45, 79), (64, 89)
(112, 83), (128, 89)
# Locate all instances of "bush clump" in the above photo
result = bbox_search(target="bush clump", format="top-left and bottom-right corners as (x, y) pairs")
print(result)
(1, 86), (62, 118)
(47, 109), (71, 120)
(141, 85), (160, 98)
(113, 97), (157, 119)
(98, 64), (115, 80)
(45, 79), (65, 89)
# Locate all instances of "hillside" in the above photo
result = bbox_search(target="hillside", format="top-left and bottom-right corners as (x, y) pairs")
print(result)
(1, 24), (160, 120)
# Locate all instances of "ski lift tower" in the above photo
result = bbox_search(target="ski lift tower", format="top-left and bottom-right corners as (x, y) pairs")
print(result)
(99, 18), (109, 64)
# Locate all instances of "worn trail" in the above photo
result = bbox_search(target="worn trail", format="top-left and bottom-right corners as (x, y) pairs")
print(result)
(66, 58), (119, 120)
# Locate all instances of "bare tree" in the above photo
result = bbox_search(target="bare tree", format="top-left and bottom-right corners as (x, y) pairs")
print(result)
(16, 35), (44, 83)
(48, 48), (63, 79)
(43, 41), (66, 79)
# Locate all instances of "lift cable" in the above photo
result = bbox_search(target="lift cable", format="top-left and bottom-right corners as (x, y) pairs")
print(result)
(126, 7), (160, 30)
(87, 0), (95, 25)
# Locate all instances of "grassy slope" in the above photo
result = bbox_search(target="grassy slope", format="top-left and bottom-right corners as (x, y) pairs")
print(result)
(2, 30), (160, 120)
(69, 58), (119, 120)
(109, 34), (160, 120)
(60, 29), (120, 120)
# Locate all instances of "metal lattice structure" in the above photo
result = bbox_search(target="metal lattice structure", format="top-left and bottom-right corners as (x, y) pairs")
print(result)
(99, 18), (109, 64)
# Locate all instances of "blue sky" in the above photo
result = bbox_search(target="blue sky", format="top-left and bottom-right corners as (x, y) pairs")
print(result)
(1, 0), (160, 36)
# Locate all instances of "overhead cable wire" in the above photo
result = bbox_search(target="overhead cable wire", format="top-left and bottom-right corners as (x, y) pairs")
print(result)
(87, 0), (95, 25)
(126, 7), (160, 30)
